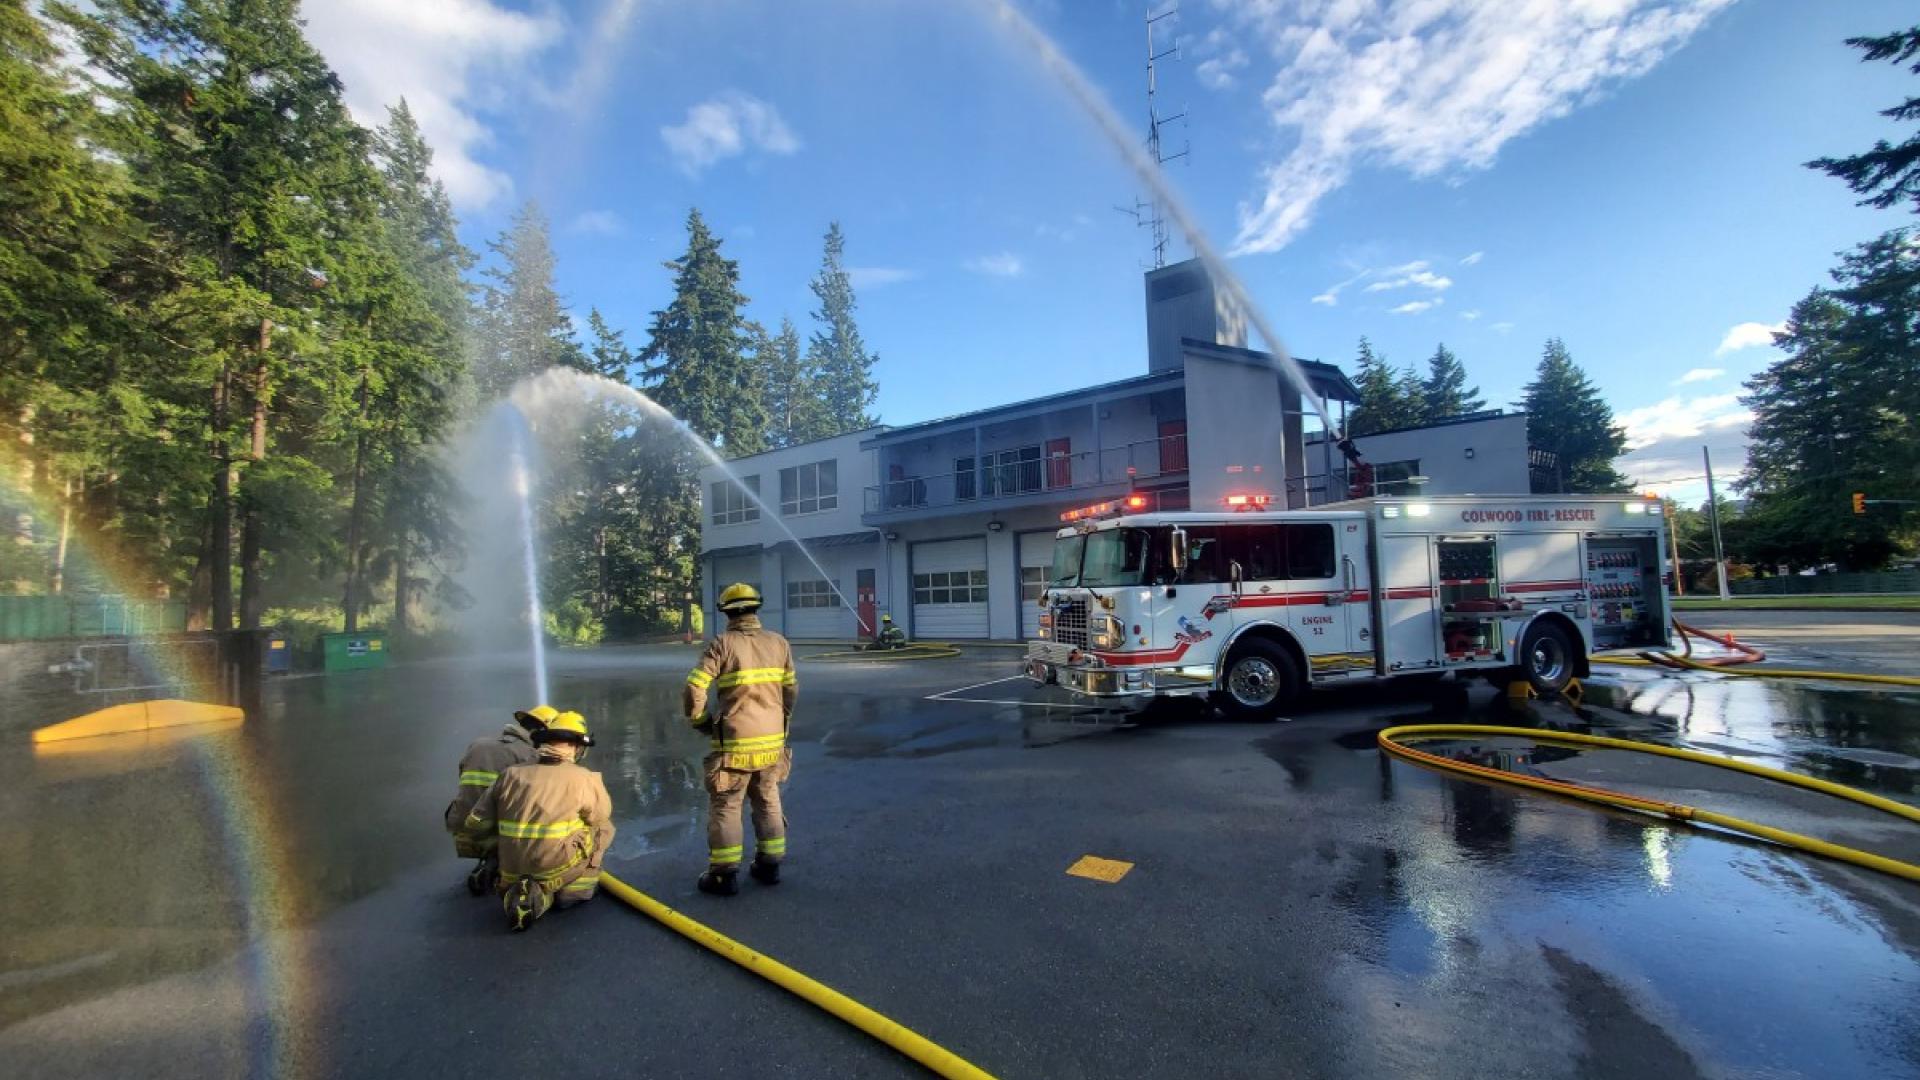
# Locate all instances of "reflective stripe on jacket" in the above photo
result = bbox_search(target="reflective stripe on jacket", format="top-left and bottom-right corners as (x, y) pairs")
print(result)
(444, 725), (538, 836)
(684, 615), (797, 770)
(464, 759), (615, 883)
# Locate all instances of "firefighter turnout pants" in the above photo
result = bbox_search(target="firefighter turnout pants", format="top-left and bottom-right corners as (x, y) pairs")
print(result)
(705, 751), (790, 869)
(499, 841), (605, 922)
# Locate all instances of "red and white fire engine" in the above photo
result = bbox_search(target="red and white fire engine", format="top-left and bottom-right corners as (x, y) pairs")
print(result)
(1025, 493), (1671, 718)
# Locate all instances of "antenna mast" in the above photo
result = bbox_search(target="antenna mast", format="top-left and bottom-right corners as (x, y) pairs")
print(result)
(1140, 5), (1187, 268)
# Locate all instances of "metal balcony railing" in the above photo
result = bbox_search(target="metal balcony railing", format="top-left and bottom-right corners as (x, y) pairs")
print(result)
(865, 433), (1187, 514)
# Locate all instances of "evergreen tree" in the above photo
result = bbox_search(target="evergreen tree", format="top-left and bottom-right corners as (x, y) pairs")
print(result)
(804, 222), (879, 434)
(1346, 337), (1423, 435)
(476, 202), (585, 401)
(761, 316), (826, 447)
(1807, 26), (1920, 211)
(1517, 338), (1630, 493)
(1420, 343), (1484, 423)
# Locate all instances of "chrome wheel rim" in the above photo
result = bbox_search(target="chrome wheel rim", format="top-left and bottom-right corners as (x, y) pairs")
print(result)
(1529, 634), (1568, 682)
(1229, 657), (1280, 707)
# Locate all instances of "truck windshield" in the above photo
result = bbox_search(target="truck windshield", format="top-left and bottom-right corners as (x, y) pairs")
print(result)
(1080, 528), (1151, 588)
(1049, 534), (1085, 587)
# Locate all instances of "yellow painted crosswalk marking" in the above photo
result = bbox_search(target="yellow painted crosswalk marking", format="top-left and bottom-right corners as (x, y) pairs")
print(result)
(1066, 855), (1133, 883)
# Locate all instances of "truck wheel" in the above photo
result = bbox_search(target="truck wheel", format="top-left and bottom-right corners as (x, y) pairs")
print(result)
(1520, 620), (1577, 695)
(1214, 640), (1301, 721)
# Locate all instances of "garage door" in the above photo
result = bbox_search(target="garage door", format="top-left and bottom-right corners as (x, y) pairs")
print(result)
(1017, 531), (1057, 639)
(784, 576), (850, 640)
(911, 538), (989, 639)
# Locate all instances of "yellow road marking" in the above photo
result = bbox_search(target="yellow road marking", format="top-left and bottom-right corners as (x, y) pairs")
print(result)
(1066, 855), (1133, 883)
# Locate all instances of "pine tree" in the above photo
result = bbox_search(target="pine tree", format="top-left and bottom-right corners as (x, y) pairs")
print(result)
(761, 316), (826, 447)
(476, 202), (585, 401)
(805, 222), (879, 434)
(1807, 26), (1920, 211)
(1347, 337), (1423, 435)
(1420, 343), (1483, 423)
(1517, 338), (1629, 493)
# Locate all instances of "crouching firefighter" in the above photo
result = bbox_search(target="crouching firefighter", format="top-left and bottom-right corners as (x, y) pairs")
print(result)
(445, 704), (556, 895)
(685, 583), (796, 896)
(463, 711), (616, 931)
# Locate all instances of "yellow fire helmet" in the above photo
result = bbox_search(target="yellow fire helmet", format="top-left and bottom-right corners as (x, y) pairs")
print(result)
(532, 711), (594, 747)
(717, 582), (763, 614)
(513, 704), (561, 730)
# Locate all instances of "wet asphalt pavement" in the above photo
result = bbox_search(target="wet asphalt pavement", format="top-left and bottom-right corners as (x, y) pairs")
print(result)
(0, 641), (1917, 1079)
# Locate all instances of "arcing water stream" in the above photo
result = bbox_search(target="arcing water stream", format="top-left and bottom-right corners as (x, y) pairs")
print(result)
(509, 368), (872, 640)
(974, 0), (1341, 437)
(506, 414), (551, 703)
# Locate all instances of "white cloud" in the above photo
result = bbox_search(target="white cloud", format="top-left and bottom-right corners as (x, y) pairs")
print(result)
(304, 0), (563, 207)
(1673, 367), (1723, 385)
(1195, 27), (1250, 90)
(1490, 321), (1514, 334)
(847, 266), (919, 288)
(1460, 309), (1481, 321)
(567, 210), (624, 235)
(1460, 251), (1484, 266)
(1714, 321), (1785, 356)
(660, 91), (801, 177)
(1616, 393), (1751, 451)
(1311, 290), (1340, 306)
(1390, 298), (1441, 315)
(964, 252), (1025, 277)
(1219, 0), (1732, 253)
(1362, 260), (1452, 292)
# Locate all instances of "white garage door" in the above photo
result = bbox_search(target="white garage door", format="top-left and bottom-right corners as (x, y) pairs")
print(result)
(911, 538), (989, 639)
(784, 576), (850, 640)
(1017, 531), (1057, 639)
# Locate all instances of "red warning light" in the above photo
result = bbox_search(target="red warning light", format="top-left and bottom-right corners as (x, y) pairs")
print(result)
(1125, 494), (1148, 510)
(1225, 495), (1249, 507)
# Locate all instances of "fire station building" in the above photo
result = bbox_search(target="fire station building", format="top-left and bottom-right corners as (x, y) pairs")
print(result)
(697, 259), (1546, 641)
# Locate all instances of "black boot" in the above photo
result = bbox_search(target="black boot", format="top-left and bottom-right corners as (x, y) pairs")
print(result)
(466, 860), (496, 897)
(749, 858), (781, 886)
(697, 869), (739, 896)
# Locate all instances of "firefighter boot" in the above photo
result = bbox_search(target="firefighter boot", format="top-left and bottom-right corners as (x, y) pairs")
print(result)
(697, 868), (739, 896)
(749, 858), (781, 886)
(466, 857), (497, 897)
(505, 878), (548, 932)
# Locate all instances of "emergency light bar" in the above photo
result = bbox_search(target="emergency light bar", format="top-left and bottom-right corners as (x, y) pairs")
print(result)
(1061, 493), (1154, 522)
(1223, 494), (1271, 510)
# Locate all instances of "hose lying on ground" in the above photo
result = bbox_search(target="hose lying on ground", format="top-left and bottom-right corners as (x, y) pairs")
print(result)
(804, 643), (962, 662)
(1378, 723), (1920, 883)
(1669, 617), (1767, 666)
(600, 873), (997, 1079)
(1591, 650), (1920, 688)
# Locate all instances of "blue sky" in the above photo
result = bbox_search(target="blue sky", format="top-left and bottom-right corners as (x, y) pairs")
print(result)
(304, 0), (1915, 503)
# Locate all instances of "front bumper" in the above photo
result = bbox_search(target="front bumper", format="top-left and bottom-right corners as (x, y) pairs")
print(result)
(1024, 654), (1215, 698)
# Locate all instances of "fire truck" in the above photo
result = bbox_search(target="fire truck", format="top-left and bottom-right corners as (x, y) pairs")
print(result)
(1025, 494), (1671, 718)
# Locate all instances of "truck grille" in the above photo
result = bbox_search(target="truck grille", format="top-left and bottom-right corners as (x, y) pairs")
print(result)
(1052, 599), (1089, 648)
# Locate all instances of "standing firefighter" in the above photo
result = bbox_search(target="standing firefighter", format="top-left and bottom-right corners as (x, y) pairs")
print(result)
(685, 583), (796, 896)
(464, 712), (616, 931)
(445, 705), (556, 895)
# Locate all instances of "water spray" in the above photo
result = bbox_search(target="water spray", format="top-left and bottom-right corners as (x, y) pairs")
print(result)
(973, 0), (1343, 440)
(506, 413), (551, 702)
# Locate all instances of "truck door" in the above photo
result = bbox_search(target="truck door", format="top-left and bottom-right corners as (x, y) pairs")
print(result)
(1377, 534), (1438, 671)
(1274, 520), (1371, 679)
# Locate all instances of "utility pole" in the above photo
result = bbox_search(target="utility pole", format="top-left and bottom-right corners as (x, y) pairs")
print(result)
(1665, 496), (1684, 597)
(1116, 6), (1188, 267)
(1703, 446), (1730, 601)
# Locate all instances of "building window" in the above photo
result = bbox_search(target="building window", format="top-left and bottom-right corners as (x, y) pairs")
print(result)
(954, 457), (977, 501)
(786, 579), (840, 609)
(1020, 565), (1047, 602)
(780, 460), (838, 515)
(984, 445), (1043, 497)
(913, 569), (988, 605)
(1372, 459), (1422, 497)
(710, 475), (760, 525)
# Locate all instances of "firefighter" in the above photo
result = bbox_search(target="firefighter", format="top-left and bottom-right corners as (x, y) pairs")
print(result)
(870, 613), (908, 651)
(685, 583), (796, 895)
(445, 704), (556, 895)
(463, 711), (616, 931)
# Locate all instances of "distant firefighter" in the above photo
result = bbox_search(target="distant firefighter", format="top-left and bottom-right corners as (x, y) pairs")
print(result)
(464, 711), (616, 931)
(869, 613), (908, 650)
(445, 704), (554, 895)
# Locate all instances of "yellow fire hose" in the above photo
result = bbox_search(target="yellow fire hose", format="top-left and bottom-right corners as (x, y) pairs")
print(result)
(804, 643), (963, 661)
(1378, 724), (1920, 883)
(599, 873), (997, 1079)
(1591, 651), (1920, 687)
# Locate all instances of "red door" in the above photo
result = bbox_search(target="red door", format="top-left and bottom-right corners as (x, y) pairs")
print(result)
(856, 569), (877, 638)
(1046, 437), (1072, 489)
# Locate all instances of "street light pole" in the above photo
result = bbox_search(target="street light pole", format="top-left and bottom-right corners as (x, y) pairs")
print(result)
(1703, 446), (1730, 601)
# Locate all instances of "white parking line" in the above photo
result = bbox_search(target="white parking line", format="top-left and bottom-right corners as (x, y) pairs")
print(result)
(926, 674), (1107, 709)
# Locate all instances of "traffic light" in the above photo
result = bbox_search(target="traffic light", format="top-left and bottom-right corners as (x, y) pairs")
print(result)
(1852, 492), (1867, 515)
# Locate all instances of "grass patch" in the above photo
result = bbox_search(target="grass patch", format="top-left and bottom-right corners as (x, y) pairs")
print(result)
(1672, 595), (1920, 611)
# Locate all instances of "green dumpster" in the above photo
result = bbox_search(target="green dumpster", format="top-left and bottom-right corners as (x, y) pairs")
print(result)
(321, 630), (389, 672)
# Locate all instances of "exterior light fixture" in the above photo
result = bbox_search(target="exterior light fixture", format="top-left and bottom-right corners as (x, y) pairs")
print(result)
(987, 521), (1004, 532)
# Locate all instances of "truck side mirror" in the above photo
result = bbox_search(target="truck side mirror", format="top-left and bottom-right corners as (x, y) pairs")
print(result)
(1169, 528), (1188, 571)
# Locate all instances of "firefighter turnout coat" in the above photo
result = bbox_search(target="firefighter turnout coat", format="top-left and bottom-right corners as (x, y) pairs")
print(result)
(445, 725), (538, 857)
(683, 615), (797, 770)
(464, 758), (615, 892)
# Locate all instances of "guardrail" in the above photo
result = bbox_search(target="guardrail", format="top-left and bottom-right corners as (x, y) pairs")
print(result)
(1732, 571), (1920, 596)
(866, 434), (1186, 514)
